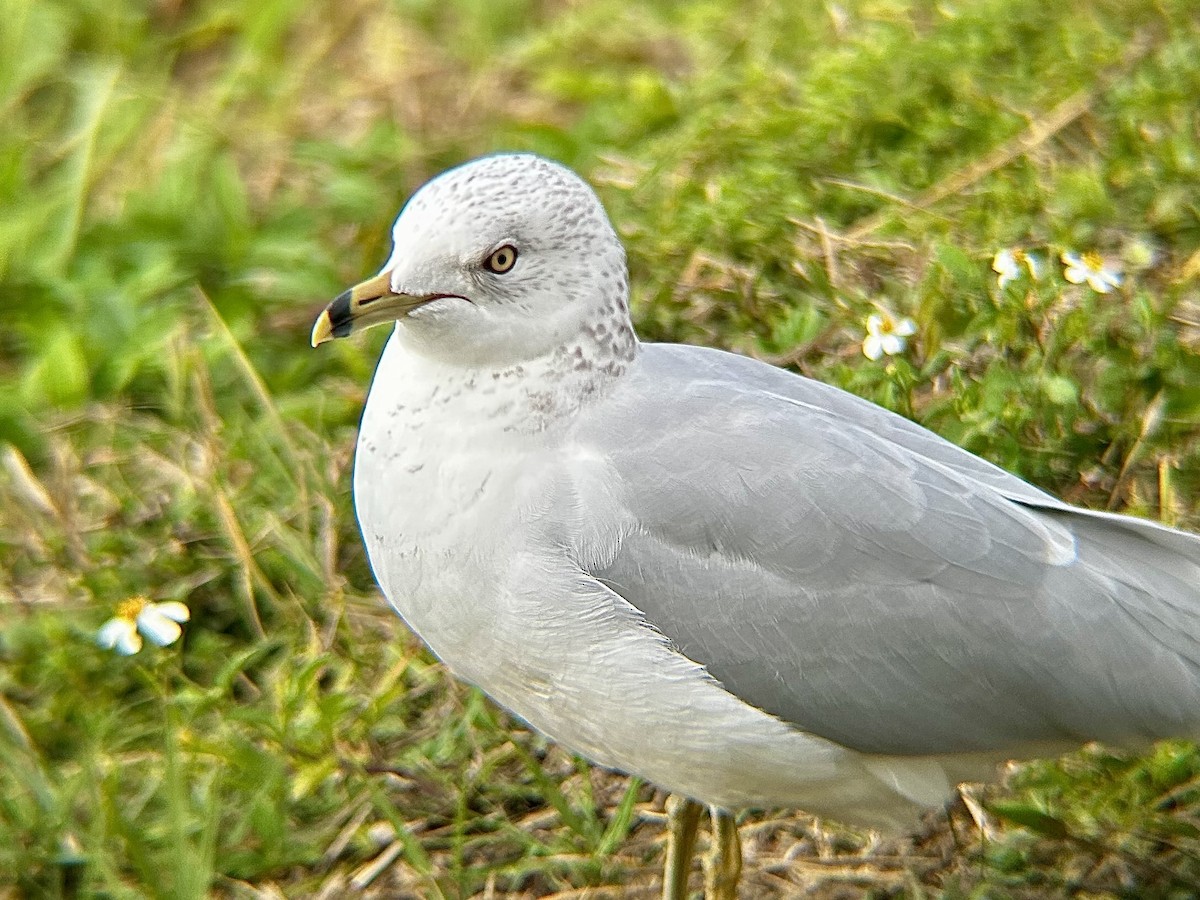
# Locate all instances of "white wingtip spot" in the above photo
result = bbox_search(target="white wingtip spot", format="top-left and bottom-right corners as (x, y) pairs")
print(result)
(1037, 516), (1078, 566)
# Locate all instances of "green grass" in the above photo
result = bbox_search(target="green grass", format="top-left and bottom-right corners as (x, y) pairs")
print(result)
(2, 0), (1199, 896)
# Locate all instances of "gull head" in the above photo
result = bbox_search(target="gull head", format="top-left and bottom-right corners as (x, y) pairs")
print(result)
(311, 153), (631, 368)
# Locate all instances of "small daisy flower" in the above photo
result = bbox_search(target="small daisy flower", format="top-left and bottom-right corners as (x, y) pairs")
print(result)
(862, 310), (917, 360)
(97, 597), (190, 655)
(1061, 251), (1123, 293)
(992, 248), (1042, 289)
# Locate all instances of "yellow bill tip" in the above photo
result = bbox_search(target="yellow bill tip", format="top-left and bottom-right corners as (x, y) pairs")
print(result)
(310, 309), (335, 348)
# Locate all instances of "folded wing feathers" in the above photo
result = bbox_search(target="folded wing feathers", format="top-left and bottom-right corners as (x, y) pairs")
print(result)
(583, 345), (1200, 755)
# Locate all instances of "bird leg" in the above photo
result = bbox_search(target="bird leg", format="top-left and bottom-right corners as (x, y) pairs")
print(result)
(703, 806), (742, 900)
(662, 794), (704, 900)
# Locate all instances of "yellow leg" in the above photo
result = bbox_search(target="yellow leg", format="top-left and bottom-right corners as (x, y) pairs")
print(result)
(703, 807), (742, 900)
(662, 794), (704, 900)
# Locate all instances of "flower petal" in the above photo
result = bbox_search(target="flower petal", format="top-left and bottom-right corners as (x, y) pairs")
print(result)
(138, 608), (183, 647)
(98, 619), (142, 655)
(1061, 250), (1082, 267)
(153, 601), (190, 623)
(880, 334), (904, 356)
(865, 313), (883, 335)
(96, 619), (126, 647)
(863, 334), (884, 360)
(893, 317), (917, 337)
(1063, 265), (1087, 285)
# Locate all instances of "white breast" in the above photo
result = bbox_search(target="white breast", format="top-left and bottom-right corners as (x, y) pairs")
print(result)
(352, 332), (961, 832)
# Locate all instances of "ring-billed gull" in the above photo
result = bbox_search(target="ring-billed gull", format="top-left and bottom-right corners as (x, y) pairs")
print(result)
(312, 153), (1200, 898)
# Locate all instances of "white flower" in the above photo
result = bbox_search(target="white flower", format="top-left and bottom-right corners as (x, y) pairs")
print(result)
(992, 248), (1042, 289)
(863, 310), (917, 360)
(97, 597), (190, 655)
(1061, 250), (1123, 293)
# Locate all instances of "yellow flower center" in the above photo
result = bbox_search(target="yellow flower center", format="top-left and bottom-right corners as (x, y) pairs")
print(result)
(116, 596), (149, 621)
(1082, 251), (1105, 272)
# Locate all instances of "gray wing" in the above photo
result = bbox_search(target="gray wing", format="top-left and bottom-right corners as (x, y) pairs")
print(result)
(581, 344), (1200, 756)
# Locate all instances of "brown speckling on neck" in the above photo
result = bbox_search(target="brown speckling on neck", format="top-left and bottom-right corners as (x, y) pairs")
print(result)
(505, 307), (637, 432)
(381, 314), (639, 439)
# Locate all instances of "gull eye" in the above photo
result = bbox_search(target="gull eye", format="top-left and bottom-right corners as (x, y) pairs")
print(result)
(484, 245), (518, 274)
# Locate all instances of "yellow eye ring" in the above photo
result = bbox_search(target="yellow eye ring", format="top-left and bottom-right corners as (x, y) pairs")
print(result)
(484, 245), (518, 274)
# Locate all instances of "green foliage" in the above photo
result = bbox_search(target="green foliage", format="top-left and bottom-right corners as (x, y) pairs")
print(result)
(979, 746), (1200, 895)
(2, 0), (1199, 895)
